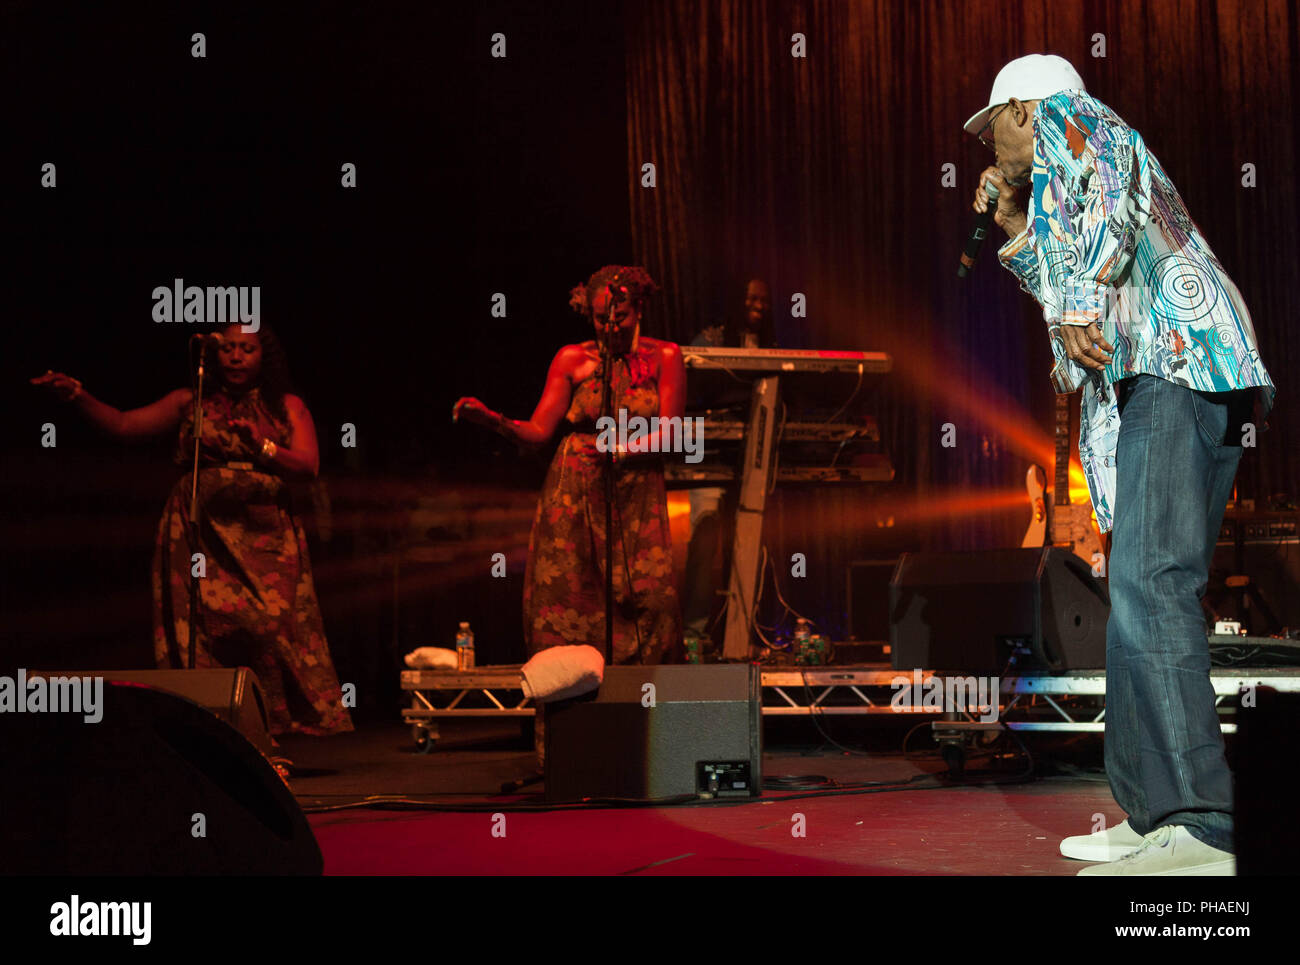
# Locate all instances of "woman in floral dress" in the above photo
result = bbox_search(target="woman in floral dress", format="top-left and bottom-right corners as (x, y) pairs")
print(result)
(454, 264), (685, 677)
(32, 325), (353, 736)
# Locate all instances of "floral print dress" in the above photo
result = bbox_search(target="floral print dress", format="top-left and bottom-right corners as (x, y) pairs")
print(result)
(523, 342), (682, 665)
(151, 387), (353, 735)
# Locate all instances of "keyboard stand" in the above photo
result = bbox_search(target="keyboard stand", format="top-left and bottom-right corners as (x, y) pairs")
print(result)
(722, 375), (781, 660)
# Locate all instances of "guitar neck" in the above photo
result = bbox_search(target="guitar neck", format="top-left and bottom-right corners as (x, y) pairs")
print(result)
(1054, 394), (1071, 506)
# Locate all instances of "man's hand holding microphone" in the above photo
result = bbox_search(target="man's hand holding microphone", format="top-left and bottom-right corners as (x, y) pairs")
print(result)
(970, 167), (1113, 370)
(973, 166), (1028, 239)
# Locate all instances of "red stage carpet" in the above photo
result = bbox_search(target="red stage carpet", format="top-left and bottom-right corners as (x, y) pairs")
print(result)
(285, 720), (1118, 875)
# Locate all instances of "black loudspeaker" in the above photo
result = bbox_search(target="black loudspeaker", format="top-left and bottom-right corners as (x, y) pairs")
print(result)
(1233, 687), (1300, 875)
(544, 665), (762, 803)
(1208, 523), (1300, 634)
(847, 559), (897, 641)
(889, 547), (1110, 673)
(33, 667), (275, 757)
(1, 678), (322, 874)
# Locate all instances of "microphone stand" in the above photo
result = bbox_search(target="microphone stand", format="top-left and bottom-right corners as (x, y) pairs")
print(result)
(186, 337), (209, 670)
(599, 296), (616, 665)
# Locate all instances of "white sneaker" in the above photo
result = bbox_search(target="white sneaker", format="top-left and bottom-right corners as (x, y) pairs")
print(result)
(1077, 825), (1235, 876)
(1060, 819), (1144, 861)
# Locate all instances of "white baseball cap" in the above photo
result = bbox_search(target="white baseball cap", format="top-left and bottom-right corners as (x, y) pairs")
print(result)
(963, 54), (1086, 134)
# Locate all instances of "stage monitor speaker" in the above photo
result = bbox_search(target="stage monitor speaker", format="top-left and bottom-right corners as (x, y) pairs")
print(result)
(0, 677), (321, 874)
(1208, 530), (1300, 634)
(544, 664), (762, 803)
(889, 547), (1109, 673)
(1233, 687), (1300, 875)
(847, 558), (897, 642)
(32, 667), (275, 757)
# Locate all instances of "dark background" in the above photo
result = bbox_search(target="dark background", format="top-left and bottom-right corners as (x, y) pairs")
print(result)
(3, 0), (1295, 722)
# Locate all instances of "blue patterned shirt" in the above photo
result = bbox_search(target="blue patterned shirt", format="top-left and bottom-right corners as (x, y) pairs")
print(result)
(997, 90), (1274, 532)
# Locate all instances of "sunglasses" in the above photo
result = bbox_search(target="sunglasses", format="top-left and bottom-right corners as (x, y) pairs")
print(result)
(978, 104), (1008, 151)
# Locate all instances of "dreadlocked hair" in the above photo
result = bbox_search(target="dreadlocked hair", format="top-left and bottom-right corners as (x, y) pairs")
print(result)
(568, 264), (660, 316)
(203, 324), (296, 425)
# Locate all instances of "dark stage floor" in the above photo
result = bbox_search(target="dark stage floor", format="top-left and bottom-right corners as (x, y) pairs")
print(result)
(279, 718), (1121, 875)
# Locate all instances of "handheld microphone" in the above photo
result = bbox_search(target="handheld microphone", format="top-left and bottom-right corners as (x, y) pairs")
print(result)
(957, 180), (1000, 279)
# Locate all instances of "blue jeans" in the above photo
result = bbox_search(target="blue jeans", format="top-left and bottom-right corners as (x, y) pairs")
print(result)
(1104, 375), (1249, 854)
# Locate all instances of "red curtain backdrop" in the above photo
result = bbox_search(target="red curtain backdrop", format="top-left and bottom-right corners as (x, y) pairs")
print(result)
(622, 0), (1299, 632)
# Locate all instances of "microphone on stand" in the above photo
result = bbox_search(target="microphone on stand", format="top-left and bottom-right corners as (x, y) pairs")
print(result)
(189, 332), (222, 374)
(191, 333), (224, 369)
(957, 179), (1000, 279)
(598, 282), (621, 665)
(601, 282), (626, 367)
(603, 286), (616, 359)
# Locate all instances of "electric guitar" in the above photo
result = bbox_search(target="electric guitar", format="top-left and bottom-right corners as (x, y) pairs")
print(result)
(1022, 393), (1105, 566)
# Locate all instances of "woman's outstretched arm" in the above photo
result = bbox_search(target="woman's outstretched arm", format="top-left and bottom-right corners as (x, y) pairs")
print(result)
(453, 345), (579, 447)
(30, 371), (191, 440)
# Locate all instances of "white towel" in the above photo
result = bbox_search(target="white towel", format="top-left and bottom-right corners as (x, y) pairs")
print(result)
(520, 645), (605, 703)
(403, 646), (460, 670)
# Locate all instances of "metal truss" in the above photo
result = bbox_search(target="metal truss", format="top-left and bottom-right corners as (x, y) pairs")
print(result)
(399, 664), (1300, 749)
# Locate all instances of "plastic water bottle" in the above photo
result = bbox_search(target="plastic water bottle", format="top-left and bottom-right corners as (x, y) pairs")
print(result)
(456, 621), (475, 670)
(794, 618), (814, 665)
(794, 618), (812, 647)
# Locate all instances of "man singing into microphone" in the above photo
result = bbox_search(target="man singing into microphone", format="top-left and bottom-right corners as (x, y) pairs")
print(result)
(966, 54), (1274, 874)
